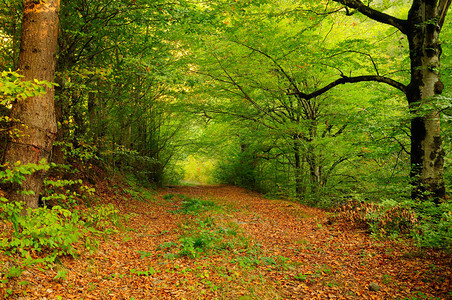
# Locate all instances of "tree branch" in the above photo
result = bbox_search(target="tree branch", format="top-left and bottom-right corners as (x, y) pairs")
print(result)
(288, 75), (407, 99)
(333, 0), (408, 34)
(438, 0), (452, 29)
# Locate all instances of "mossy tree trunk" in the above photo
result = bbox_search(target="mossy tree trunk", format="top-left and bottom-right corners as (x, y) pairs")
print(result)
(296, 0), (451, 201)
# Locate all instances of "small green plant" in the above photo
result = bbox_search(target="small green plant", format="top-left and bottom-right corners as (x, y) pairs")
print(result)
(0, 160), (121, 285)
(0, 160), (50, 185)
(172, 196), (218, 215)
(53, 268), (68, 281)
(410, 198), (452, 251)
(382, 274), (392, 284)
(163, 194), (175, 200)
(233, 255), (262, 268)
(157, 241), (178, 250)
(42, 178), (83, 208)
(179, 233), (216, 258)
(0, 71), (48, 107)
(84, 203), (120, 234)
(0, 199), (83, 265)
(6, 266), (23, 278)
(294, 273), (308, 281)
(138, 250), (153, 258)
(159, 216), (249, 259)
(125, 185), (156, 203)
(130, 267), (155, 276)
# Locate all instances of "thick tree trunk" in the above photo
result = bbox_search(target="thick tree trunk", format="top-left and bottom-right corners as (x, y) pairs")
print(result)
(3, 0), (60, 209)
(407, 1), (447, 201)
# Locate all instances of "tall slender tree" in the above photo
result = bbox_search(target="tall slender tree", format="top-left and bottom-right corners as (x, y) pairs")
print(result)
(3, 0), (60, 209)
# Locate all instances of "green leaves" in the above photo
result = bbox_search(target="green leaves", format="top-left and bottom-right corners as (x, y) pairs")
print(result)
(0, 159), (50, 185)
(0, 202), (83, 265)
(0, 71), (49, 104)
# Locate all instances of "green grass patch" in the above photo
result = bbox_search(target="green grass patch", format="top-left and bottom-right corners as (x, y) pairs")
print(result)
(171, 195), (219, 215)
(157, 216), (248, 258)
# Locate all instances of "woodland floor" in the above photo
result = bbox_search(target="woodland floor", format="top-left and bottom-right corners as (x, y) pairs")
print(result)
(3, 183), (452, 299)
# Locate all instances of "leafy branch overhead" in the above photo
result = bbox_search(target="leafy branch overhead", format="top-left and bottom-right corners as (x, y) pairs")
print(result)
(0, 0), (451, 298)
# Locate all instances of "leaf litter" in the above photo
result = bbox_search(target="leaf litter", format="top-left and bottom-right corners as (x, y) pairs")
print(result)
(2, 184), (451, 299)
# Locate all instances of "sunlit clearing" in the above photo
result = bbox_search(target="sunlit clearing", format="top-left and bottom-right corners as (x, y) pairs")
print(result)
(181, 155), (218, 185)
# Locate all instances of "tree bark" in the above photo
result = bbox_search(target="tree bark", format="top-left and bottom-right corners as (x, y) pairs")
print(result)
(3, 0), (60, 209)
(406, 0), (449, 201)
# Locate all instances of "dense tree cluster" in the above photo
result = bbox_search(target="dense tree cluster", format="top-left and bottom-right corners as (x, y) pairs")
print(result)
(0, 0), (451, 208)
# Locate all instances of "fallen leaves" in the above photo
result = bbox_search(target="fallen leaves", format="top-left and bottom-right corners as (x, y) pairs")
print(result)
(2, 184), (451, 299)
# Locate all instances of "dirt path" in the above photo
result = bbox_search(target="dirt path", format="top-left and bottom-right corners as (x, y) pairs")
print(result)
(7, 184), (451, 299)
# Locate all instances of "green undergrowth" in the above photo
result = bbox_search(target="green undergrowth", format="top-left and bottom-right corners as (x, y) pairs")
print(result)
(333, 195), (452, 252)
(159, 194), (294, 268)
(123, 174), (158, 203)
(0, 161), (123, 296)
(166, 193), (219, 215)
(124, 185), (157, 203)
(151, 194), (293, 298)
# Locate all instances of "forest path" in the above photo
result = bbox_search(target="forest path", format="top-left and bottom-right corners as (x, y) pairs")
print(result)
(12, 184), (451, 299)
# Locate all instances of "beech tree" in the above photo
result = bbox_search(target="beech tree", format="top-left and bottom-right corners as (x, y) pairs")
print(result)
(3, 0), (60, 209)
(292, 0), (451, 201)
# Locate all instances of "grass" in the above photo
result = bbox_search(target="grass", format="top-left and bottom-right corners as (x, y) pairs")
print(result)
(157, 215), (248, 259)
(171, 195), (219, 215)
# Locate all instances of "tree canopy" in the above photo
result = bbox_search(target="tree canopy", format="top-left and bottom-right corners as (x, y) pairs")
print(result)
(0, 0), (451, 251)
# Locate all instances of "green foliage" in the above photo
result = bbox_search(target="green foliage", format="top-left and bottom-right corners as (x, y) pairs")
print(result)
(53, 268), (68, 281)
(334, 195), (452, 251)
(42, 178), (83, 208)
(0, 196), (120, 279)
(84, 203), (120, 234)
(130, 267), (155, 276)
(0, 199), (83, 265)
(214, 150), (258, 190)
(0, 71), (48, 105)
(411, 199), (452, 251)
(0, 160), (122, 292)
(157, 216), (248, 259)
(0, 159), (50, 186)
(171, 195), (219, 215)
(179, 234), (215, 258)
(56, 141), (99, 163)
(163, 194), (176, 200)
(364, 199), (417, 237)
(123, 176), (157, 202)
(334, 196), (417, 237)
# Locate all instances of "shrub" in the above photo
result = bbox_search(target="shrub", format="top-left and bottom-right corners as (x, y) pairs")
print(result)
(333, 195), (452, 251)
(0, 199), (83, 265)
(411, 199), (452, 251)
(333, 197), (417, 236)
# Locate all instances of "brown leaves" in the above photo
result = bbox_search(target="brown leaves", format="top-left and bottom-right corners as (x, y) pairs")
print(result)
(2, 184), (451, 299)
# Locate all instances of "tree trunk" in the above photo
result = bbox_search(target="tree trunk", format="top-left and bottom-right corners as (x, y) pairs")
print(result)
(306, 119), (321, 192)
(407, 1), (447, 201)
(3, 0), (60, 210)
(330, 0), (450, 202)
(293, 137), (305, 199)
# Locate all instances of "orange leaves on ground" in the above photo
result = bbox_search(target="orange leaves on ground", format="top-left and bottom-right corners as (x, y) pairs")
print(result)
(3, 184), (451, 299)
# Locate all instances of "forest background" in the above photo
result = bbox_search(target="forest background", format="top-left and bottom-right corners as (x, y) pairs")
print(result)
(0, 0), (452, 275)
